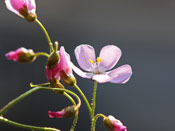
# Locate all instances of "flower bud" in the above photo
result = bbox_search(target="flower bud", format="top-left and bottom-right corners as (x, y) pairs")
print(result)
(5, 47), (36, 63)
(60, 70), (76, 86)
(47, 52), (60, 70)
(103, 115), (127, 131)
(5, 0), (37, 22)
(50, 79), (65, 95)
(48, 105), (78, 119)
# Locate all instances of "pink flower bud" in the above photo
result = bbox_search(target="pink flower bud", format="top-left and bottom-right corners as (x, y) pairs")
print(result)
(5, 47), (36, 63)
(5, 0), (37, 22)
(103, 115), (127, 131)
(48, 105), (78, 119)
(48, 110), (65, 118)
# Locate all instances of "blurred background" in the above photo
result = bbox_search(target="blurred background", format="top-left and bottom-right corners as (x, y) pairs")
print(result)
(0, 0), (175, 131)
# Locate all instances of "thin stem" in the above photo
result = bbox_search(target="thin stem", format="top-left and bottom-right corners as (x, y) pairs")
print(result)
(0, 116), (60, 131)
(91, 114), (106, 131)
(35, 19), (54, 52)
(0, 87), (41, 116)
(63, 92), (76, 105)
(34, 52), (50, 57)
(30, 83), (50, 88)
(91, 81), (97, 120)
(70, 113), (78, 131)
(0, 87), (81, 131)
(73, 84), (92, 116)
(40, 87), (81, 107)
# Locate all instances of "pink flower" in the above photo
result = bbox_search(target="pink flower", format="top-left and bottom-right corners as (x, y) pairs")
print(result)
(71, 44), (132, 83)
(5, 0), (36, 18)
(48, 110), (65, 118)
(5, 47), (35, 63)
(46, 46), (75, 85)
(103, 115), (127, 131)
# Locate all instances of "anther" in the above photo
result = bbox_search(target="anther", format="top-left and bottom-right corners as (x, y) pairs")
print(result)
(89, 59), (94, 64)
(96, 57), (101, 64)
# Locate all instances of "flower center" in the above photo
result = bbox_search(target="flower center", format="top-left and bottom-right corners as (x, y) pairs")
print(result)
(89, 57), (102, 74)
(89, 57), (102, 64)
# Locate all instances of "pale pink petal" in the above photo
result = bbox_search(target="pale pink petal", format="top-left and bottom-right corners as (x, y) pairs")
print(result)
(98, 45), (122, 72)
(70, 62), (93, 79)
(26, 0), (36, 14)
(74, 44), (96, 72)
(59, 46), (72, 74)
(108, 65), (132, 84)
(92, 74), (111, 83)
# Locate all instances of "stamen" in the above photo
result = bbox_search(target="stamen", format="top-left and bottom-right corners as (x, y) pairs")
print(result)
(96, 57), (101, 64)
(89, 59), (94, 64)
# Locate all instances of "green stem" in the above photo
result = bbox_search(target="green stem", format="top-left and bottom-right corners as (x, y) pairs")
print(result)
(70, 113), (78, 131)
(34, 52), (50, 57)
(0, 87), (81, 131)
(30, 83), (50, 88)
(0, 87), (41, 116)
(91, 114), (106, 131)
(35, 19), (54, 52)
(91, 81), (97, 120)
(0, 116), (60, 131)
(41, 87), (81, 106)
(73, 84), (92, 116)
(63, 92), (76, 105)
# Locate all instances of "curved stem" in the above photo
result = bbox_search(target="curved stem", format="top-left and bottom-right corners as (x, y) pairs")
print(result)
(41, 87), (81, 106)
(63, 92), (76, 105)
(73, 84), (92, 116)
(70, 113), (78, 131)
(30, 83), (50, 88)
(0, 87), (81, 131)
(91, 114), (106, 131)
(34, 52), (50, 57)
(0, 116), (60, 131)
(0, 87), (41, 116)
(35, 19), (54, 52)
(91, 81), (97, 120)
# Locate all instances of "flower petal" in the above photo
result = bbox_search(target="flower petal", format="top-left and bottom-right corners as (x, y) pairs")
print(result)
(59, 46), (72, 74)
(108, 64), (132, 84)
(98, 45), (122, 72)
(92, 74), (111, 83)
(48, 111), (65, 118)
(5, 0), (21, 16)
(74, 44), (96, 72)
(70, 62), (93, 79)
(27, 0), (36, 14)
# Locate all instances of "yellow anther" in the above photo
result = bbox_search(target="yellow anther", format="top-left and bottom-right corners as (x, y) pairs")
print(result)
(89, 59), (94, 64)
(96, 57), (102, 64)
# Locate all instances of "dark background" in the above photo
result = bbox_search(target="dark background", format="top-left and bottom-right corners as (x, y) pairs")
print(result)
(0, 0), (175, 131)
